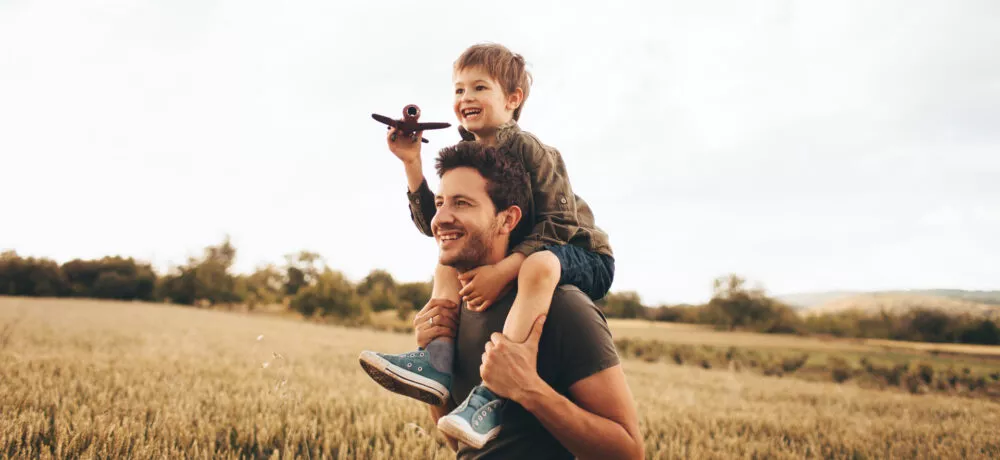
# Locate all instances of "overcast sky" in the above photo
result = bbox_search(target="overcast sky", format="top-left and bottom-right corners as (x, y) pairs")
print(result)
(1, 0), (997, 305)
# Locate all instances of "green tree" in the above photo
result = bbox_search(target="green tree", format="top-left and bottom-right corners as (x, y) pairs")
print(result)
(599, 291), (645, 319)
(291, 268), (366, 319)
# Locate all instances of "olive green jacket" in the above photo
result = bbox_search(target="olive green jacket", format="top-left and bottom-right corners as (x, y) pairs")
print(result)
(406, 121), (613, 258)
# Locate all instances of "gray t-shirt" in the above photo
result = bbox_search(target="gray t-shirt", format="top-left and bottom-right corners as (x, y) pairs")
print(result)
(452, 285), (621, 459)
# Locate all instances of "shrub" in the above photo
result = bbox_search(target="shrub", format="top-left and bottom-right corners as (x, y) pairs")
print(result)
(781, 354), (809, 373)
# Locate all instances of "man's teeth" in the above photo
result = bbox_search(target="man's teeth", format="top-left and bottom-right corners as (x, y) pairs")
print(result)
(440, 233), (462, 241)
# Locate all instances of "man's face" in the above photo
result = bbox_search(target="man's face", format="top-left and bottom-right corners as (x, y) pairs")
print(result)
(431, 167), (504, 272)
(453, 66), (516, 139)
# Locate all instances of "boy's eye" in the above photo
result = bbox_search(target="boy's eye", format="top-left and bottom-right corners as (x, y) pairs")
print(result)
(455, 88), (464, 95)
(435, 201), (444, 208)
(475, 85), (487, 91)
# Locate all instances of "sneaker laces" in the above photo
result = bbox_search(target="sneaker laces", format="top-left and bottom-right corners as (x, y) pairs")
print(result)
(467, 385), (498, 409)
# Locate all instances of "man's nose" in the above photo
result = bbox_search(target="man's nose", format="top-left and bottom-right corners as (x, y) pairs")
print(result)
(431, 205), (455, 231)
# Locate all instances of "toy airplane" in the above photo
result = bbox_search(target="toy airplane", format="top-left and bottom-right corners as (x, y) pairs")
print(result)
(372, 104), (451, 143)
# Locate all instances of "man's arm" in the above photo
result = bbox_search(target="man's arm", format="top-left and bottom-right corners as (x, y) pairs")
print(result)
(481, 314), (644, 460)
(516, 365), (644, 460)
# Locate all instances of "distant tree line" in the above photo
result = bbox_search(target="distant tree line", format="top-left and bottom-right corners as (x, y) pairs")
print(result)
(599, 274), (1000, 346)
(0, 238), (430, 324)
(2, 242), (997, 345)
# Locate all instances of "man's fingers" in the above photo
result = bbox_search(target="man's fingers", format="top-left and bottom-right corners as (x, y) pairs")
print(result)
(415, 300), (459, 322)
(418, 326), (456, 343)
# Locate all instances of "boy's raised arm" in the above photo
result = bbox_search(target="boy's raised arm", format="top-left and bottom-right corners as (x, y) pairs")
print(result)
(405, 172), (436, 238)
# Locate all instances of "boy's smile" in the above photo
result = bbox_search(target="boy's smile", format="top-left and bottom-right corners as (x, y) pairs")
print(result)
(453, 66), (521, 145)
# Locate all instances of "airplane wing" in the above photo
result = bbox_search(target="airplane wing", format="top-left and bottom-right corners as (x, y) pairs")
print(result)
(415, 122), (452, 131)
(371, 113), (400, 128)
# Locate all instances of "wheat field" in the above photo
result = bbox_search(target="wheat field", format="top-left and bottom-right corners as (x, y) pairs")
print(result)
(2, 297), (998, 459)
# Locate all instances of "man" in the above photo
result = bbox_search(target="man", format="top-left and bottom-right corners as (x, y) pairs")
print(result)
(362, 142), (644, 459)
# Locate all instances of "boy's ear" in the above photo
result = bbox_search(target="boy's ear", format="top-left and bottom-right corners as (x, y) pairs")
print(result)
(506, 88), (524, 112)
(498, 205), (523, 235)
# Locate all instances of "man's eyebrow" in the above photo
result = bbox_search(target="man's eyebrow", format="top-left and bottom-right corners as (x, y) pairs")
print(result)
(434, 194), (478, 203)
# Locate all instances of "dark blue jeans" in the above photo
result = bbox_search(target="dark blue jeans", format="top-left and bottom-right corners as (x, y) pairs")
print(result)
(543, 244), (615, 301)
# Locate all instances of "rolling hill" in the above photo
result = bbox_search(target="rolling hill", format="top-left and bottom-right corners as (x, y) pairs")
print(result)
(778, 290), (1000, 319)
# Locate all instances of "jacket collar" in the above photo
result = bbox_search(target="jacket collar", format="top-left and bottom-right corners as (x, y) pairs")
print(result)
(457, 120), (520, 146)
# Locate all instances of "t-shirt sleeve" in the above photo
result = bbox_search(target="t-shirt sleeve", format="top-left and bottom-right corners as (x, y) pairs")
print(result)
(550, 288), (621, 390)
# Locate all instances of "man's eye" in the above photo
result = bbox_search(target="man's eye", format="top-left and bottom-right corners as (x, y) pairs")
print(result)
(456, 200), (469, 207)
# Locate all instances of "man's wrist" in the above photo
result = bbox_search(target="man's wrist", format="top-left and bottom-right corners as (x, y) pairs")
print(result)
(512, 374), (550, 410)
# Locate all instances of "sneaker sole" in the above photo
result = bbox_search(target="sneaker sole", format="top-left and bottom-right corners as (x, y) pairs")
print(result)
(358, 351), (450, 406)
(437, 414), (500, 450)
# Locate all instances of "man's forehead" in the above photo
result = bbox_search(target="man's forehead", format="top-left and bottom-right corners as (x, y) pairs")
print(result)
(438, 167), (490, 200)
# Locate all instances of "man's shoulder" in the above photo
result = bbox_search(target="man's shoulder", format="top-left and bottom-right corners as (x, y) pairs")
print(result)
(547, 285), (610, 326)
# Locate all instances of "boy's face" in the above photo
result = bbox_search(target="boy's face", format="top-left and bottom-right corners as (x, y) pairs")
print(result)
(453, 66), (520, 140)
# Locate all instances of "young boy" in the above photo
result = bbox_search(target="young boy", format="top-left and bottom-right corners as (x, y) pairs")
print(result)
(359, 43), (615, 449)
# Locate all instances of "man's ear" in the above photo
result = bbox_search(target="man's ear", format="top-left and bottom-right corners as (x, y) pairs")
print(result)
(506, 88), (524, 112)
(498, 205), (523, 235)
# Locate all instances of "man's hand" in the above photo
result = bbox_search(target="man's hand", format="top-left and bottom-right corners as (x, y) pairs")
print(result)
(480, 315), (546, 400)
(457, 264), (515, 311)
(387, 127), (423, 164)
(413, 298), (459, 348)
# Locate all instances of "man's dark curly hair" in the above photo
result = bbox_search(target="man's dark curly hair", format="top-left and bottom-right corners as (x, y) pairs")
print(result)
(435, 141), (531, 238)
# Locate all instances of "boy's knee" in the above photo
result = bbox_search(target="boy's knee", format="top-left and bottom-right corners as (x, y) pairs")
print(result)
(521, 251), (561, 286)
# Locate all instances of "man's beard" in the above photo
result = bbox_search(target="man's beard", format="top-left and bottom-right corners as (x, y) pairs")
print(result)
(438, 219), (501, 272)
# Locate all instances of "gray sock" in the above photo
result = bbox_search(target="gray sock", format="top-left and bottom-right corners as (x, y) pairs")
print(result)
(426, 338), (454, 374)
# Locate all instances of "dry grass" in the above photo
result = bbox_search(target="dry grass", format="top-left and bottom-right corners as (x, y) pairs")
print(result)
(2, 297), (998, 459)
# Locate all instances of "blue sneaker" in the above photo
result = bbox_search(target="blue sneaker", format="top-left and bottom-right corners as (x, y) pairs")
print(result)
(358, 348), (452, 406)
(436, 384), (505, 449)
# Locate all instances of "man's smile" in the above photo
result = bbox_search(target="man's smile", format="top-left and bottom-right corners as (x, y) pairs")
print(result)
(437, 230), (465, 247)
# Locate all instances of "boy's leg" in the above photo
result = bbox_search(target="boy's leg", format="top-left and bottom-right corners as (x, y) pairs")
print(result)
(437, 251), (560, 449)
(358, 262), (463, 406)
(425, 263), (463, 369)
(502, 251), (561, 343)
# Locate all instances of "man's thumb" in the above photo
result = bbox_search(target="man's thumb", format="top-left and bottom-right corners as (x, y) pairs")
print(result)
(528, 315), (546, 346)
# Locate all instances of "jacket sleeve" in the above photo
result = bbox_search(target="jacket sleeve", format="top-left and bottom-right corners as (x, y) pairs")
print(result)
(510, 134), (579, 257)
(407, 178), (436, 237)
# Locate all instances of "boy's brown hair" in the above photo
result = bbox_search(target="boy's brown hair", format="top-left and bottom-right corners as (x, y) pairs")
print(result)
(454, 43), (533, 121)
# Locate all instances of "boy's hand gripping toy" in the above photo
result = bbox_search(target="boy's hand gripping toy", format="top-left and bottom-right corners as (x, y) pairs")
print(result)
(372, 104), (451, 143)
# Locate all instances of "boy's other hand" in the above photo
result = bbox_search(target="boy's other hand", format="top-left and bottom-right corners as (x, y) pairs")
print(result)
(457, 264), (514, 312)
(386, 127), (423, 165)
(413, 298), (459, 348)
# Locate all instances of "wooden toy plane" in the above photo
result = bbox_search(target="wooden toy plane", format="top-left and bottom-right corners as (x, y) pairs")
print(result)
(372, 104), (451, 143)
